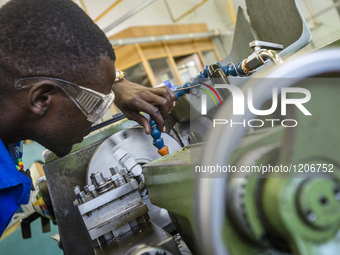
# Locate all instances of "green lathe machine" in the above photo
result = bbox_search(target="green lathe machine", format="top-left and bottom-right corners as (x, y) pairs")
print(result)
(31, 1), (340, 254)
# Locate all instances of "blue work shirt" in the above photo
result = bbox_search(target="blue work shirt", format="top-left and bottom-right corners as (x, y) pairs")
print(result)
(0, 139), (31, 236)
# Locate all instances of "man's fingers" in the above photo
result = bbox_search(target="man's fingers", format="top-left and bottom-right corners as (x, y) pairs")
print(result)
(145, 104), (165, 131)
(135, 91), (170, 121)
(125, 111), (151, 134)
(151, 86), (176, 106)
(126, 95), (167, 131)
(112, 81), (176, 133)
(157, 98), (171, 119)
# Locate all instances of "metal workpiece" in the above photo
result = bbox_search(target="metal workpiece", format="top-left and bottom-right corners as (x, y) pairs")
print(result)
(87, 127), (181, 185)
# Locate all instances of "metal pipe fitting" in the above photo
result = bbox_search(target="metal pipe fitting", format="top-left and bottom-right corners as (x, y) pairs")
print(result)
(258, 49), (283, 65)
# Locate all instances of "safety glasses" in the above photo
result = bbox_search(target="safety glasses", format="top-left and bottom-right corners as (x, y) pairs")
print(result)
(14, 77), (115, 124)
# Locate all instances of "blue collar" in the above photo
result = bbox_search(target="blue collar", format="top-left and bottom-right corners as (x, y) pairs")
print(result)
(6, 141), (23, 166)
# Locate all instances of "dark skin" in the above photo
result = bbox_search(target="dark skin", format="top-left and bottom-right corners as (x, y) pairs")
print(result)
(113, 78), (176, 134)
(0, 56), (176, 157)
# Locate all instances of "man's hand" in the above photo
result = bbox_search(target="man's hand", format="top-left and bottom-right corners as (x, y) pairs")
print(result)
(112, 79), (176, 134)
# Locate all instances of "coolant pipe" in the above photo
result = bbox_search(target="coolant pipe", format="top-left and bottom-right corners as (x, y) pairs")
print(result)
(149, 60), (248, 156)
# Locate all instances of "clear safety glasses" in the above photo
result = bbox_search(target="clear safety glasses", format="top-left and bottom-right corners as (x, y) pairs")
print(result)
(14, 77), (115, 124)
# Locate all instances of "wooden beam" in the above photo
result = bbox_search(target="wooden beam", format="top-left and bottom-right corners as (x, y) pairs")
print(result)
(163, 42), (182, 85)
(135, 44), (157, 87)
(108, 23), (209, 40)
(194, 40), (207, 67)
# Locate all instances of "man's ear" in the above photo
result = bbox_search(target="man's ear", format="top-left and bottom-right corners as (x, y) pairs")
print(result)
(26, 80), (58, 116)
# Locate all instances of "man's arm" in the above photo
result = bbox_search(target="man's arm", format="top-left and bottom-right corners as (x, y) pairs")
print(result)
(112, 79), (176, 134)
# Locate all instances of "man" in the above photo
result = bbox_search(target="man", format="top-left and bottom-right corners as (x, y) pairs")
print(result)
(0, 0), (176, 236)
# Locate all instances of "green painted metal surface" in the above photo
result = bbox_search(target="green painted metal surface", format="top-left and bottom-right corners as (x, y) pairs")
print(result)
(143, 79), (340, 255)
(42, 119), (136, 254)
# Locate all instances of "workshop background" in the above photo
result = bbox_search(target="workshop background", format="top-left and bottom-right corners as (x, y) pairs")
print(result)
(0, 0), (339, 254)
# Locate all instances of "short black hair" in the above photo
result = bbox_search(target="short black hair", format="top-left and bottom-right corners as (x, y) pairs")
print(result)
(0, 0), (116, 95)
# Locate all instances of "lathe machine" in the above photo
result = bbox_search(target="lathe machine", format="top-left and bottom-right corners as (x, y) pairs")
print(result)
(26, 0), (340, 254)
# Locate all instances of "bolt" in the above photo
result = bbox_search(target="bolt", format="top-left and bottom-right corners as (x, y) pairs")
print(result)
(110, 166), (119, 176)
(88, 184), (98, 198)
(111, 174), (125, 187)
(76, 191), (86, 204)
(84, 185), (90, 194)
(120, 168), (130, 183)
(88, 184), (95, 192)
(91, 172), (105, 187)
(111, 175), (119, 188)
(120, 168), (128, 175)
(123, 175), (130, 183)
(73, 186), (81, 196)
(117, 174), (126, 187)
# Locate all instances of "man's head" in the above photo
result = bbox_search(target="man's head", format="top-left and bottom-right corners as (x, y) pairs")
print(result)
(0, 0), (116, 156)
